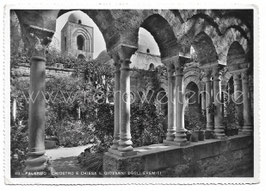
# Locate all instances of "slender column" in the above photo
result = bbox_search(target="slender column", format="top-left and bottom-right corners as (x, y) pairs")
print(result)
(12, 98), (17, 124)
(233, 73), (243, 131)
(110, 58), (121, 150)
(25, 56), (50, 173)
(203, 70), (214, 137)
(119, 59), (132, 151)
(174, 66), (187, 145)
(221, 84), (225, 118)
(22, 25), (54, 175)
(249, 75), (254, 113)
(166, 65), (176, 141)
(77, 107), (81, 119)
(213, 67), (226, 139)
(201, 87), (206, 112)
(241, 70), (253, 134)
(117, 45), (137, 153)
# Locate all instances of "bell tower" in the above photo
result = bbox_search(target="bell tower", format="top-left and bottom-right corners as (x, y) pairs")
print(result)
(61, 12), (93, 60)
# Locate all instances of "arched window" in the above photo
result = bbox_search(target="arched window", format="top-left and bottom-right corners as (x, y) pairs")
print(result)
(64, 36), (67, 51)
(77, 35), (85, 50)
(78, 19), (82, 24)
(78, 54), (85, 60)
(149, 63), (155, 71)
(146, 48), (150, 54)
(87, 38), (90, 52)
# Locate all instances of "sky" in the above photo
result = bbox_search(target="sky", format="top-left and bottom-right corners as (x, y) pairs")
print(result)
(51, 10), (160, 59)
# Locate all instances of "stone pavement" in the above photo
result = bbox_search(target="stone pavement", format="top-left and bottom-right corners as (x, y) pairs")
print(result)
(46, 144), (97, 178)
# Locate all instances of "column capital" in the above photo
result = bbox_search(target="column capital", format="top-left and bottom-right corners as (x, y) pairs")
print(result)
(21, 24), (54, 59)
(111, 44), (137, 62)
(162, 55), (179, 67)
(233, 72), (241, 79)
(175, 65), (185, 76)
(241, 69), (249, 81)
(212, 66), (224, 81)
(167, 63), (175, 77)
(233, 73), (241, 86)
(109, 51), (120, 64)
(202, 69), (212, 82)
(109, 51), (121, 72)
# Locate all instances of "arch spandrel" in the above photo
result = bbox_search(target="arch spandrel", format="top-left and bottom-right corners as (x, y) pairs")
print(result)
(219, 28), (248, 65)
(119, 10), (181, 59)
(191, 31), (218, 65)
(15, 10), (59, 32)
(226, 41), (247, 71)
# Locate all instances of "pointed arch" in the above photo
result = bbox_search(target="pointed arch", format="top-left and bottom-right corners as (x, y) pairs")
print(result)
(140, 14), (179, 59)
(191, 32), (218, 64)
(226, 41), (247, 72)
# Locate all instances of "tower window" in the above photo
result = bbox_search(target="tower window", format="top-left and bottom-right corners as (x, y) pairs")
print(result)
(146, 48), (150, 54)
(149, 63), (155, 71)
(78, 20), (82, 24)
(78, 54), (85, 60)
(77, 35), (85, 50)
(64, 37), (67, 51)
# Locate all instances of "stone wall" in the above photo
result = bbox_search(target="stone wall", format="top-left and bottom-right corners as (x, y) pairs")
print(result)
(12, 63), (77, 79)
(103, 135), (253, 177)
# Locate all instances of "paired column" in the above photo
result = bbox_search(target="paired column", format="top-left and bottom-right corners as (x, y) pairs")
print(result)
(110, 55), (121, 150)
(165, 64), (176, 141)
(203, 70), (214, 138)
(221, 82), (227, 118)
(213, 68), (226, 139)
(173, 66), (188, 145)
(200, 86), (206, 113)
(23, 27), (54, 175)
(109, 45), (137, 156)
(233, 73), (243, 131)
(241, 70), (253, 135)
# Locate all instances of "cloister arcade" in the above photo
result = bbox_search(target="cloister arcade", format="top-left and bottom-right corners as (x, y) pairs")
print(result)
(14, 9), (253, 174)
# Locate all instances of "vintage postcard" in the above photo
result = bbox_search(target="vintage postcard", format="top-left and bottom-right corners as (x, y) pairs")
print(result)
(1, 0), (260, 185)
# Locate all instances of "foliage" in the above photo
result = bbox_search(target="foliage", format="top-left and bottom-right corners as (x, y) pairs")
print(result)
(10, 122), (28, 177)
(77, 144), (105, 174)
(223, 96), (241, 129)
(207, 103), (216, 115)
(56, 120), (95, 147)
(130, 102), (167, 147)
(93, 104), (114, 143)
(184, 107), (206, 130)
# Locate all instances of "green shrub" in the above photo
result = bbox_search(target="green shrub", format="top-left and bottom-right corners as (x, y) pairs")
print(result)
(131, 102), (167, 147)
(10, 122), (28, 177)
(77, 144), (105, 174)
(56, 121), (95, 147)
(184, 107), (206, 130)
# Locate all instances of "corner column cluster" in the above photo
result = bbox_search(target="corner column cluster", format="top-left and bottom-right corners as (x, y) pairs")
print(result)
(162, 56), (188, 146)
(109, 44), (138, 157)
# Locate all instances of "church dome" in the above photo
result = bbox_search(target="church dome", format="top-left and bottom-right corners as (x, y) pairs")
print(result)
(68, 11), (91, 26)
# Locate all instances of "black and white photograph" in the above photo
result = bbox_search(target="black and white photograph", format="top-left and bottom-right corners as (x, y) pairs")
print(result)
(1, 0), (262, 186)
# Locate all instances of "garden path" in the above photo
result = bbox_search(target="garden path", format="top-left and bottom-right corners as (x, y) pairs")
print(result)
(46, 144), (94, 177)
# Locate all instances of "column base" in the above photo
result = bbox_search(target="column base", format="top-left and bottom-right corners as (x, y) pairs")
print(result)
(241, 125), (253, 135)
(110, 139), (119, 150)
(214, 125), (226, 139)
(163, 140), (189, 146)
(108, 148), (138, 157)
(173, 129), (187, 143)
(118, 138), (135, 152)
(24, 152), (55, 177)
(165, 129), (176, 141)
